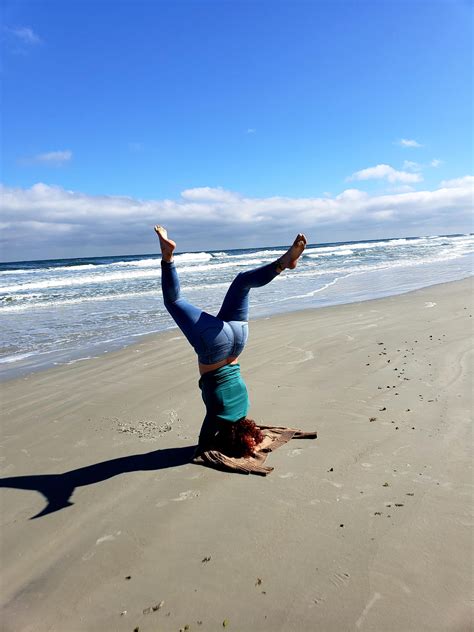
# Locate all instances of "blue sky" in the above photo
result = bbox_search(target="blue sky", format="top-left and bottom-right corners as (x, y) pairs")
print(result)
(1, 0), (473, 261)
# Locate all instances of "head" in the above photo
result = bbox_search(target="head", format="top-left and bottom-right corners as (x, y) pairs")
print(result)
(215, 417), (264, 457)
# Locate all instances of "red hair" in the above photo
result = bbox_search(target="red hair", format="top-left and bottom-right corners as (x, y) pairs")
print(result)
(215, 417), (264, 457)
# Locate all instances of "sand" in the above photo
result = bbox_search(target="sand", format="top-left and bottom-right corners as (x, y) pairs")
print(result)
(1, 278), (472, 632)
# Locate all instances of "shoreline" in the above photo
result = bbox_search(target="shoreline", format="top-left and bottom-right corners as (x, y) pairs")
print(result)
(2, 273), (472, 383)
(1, 277), (472, 631)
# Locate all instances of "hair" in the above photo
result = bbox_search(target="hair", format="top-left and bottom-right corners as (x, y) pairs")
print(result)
(214, 417), (264, 458)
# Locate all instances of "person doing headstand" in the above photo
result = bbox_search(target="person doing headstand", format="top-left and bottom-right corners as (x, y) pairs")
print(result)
(155, 226), (307, 458)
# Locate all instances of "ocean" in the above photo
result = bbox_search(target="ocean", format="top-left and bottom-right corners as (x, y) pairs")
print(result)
(1, 233), (472, 380)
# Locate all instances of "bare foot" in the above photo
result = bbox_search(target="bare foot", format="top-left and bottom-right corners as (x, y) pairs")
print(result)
(154, 225), (176, 262)
(276, 233), (307, 271)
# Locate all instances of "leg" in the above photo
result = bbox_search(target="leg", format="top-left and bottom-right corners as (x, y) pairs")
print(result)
(156, 224), (204, 347)
(161, 259), (207, 349)
(216, 262), (280, 322)
(217, 233), (307, 322)
(157, 226), (234, 363)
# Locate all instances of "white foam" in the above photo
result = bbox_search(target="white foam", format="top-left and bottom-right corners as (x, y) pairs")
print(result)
(0, 268), (162, 292)
(210, 251), (228, 258)
(307, 249), (354, 258)
(0, 257), (274, 293)
(46, 263), (98, 271)
(279, 275), (347, 300)
(304, 240), (405, 256)
(0, 352), (36, 364)
(174, 252), (212, 263)
(112, 258), (161, 267)
(0, 290), (160, 312)
(0, 269), (35, 276)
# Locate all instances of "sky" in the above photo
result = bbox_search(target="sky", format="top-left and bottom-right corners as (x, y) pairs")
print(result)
(1, 0), (473, 262)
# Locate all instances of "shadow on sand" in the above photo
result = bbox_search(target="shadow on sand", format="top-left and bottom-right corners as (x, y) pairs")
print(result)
(0, 445), (197, 520)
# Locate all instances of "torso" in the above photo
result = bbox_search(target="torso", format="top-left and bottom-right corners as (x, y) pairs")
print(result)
(199, 356), (239, 376)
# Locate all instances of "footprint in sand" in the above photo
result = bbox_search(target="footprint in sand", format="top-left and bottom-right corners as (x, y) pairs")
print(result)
(424, 302), (437, 308)
(287, 448), (302, 458)
(277, 346), (314, 365)
(172, 490), (200, 501)
(356, 592), (382, 629)
(330, 571), (351, 588)
(278, 472), (296, 479)
(322, 478), (343, 488)
(96, 530), (121, 545)
(311, 595), (326, 606)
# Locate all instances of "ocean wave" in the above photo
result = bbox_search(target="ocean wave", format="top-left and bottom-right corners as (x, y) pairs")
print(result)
(0, 292), (43, 303)
(46, 263), (98, 272)
(307, 249), (354, 258)
(113, 252), (213, 266)
(0, 280), (233, 312)
(0, 351), (37, 364)
(304, 239), (411, 256)
(297, 249), (473, 280)
(0, 268), (164, 293)
(174, 252), (213, 263)
(2, 236), (472, 294)
(108, 257), (161, 268)
(0, 290), (160, 312)
(0, 269), (36, 276)
(0, 259), (257, 293)
(216, 249), (285, 261)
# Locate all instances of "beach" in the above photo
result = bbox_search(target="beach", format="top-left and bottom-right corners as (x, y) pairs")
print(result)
(1, 277), (472, 631)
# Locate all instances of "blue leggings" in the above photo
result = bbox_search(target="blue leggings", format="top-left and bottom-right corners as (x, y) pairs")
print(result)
(161, 260), (280, 364)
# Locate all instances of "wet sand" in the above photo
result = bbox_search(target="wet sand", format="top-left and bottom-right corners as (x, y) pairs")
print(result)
(1, 278), (472, 631)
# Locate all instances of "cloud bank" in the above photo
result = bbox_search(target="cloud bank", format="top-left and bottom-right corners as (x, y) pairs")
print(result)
(1, 176), (472, 261)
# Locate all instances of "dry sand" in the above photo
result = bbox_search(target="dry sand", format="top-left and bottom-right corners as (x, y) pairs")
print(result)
(1, 278), (472, 632)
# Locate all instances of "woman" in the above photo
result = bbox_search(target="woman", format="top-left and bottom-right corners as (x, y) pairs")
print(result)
(155, 225), (307, 458)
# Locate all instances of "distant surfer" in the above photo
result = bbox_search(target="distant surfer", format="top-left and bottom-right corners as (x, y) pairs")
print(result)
(154, 226), (307, 457)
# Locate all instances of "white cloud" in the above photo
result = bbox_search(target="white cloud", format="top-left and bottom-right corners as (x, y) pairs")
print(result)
(180, 186), (239, 203)
(11, 26), (41, 44)
(386, 185), (416, 193)
(245, 128), (256, 134)
(348, 164), (422, 184)
(403, 158), (444, 172)
(396, 138), (423, 148)
(402, 160), (423, 172)
(26, 150), (73, 166)
(440, 175), (474, 188)
(3, 26), (42, 51)
(1, 176), (472, 260)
